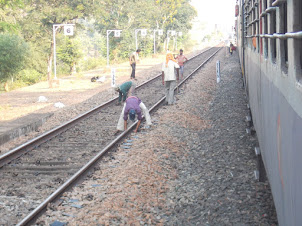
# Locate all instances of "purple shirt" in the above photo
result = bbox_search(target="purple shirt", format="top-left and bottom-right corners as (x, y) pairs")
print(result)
(123, 96), (142, 120)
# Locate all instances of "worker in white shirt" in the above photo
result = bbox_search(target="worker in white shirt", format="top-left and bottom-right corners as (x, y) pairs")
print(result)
(161, 53), (180, 105)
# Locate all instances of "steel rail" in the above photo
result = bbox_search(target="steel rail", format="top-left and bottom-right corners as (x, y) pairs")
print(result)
(0, 47), (214, 168)
(17, 47), (222, 226)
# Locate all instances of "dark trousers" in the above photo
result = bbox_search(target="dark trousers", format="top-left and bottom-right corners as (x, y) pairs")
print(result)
(131, 63), (136, 79)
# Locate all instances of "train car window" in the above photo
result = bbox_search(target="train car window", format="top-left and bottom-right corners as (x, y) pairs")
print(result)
(264, 19), (268, 58)
(252, 1), (257, 51)
(256, 0), (260, 53)
(244, 3), (248, 46)
(248, 3), (253, 48)
(293, 0), (302, 82)
(270, 10), (277, 62)
(280, 3), (288, 71)
(259, 0), (263, 54)
(264, 0), (268, 58)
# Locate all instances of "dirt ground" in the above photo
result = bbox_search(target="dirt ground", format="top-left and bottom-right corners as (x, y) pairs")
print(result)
(0, 50), (204, 153)
(0, 55), (167, 122)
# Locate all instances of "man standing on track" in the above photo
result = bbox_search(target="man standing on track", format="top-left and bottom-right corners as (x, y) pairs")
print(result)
(162, 53), (180, 105)
(230, 42), (234, 55)
(115, 81), (136, 105)
(175, 49), (188, 79)
(116, 96), (152, 133)
(129, 49), (141, 80)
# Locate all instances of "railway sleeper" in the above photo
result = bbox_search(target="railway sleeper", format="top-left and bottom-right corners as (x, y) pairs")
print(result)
(3, 170), (75, 175)
(27, 161), (72, 165)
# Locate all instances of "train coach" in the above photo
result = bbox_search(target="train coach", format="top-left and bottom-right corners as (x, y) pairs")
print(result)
(235, 0), (302, 225)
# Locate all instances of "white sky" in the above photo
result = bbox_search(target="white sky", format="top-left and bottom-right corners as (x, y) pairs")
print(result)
(190, 0), (236, 37)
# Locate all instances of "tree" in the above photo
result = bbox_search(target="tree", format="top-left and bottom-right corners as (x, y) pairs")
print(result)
(0, 33), (29, 82)
(57, 38), (82, 74)
(21, 0), (106, 81)
(0, 0), (197, 86)
(0, 0), (23, 33)
(93, 0), (196, 55)
(0, 0), (23, 8)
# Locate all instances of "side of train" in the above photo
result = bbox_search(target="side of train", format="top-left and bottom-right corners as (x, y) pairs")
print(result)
(235, 0), (302, 225)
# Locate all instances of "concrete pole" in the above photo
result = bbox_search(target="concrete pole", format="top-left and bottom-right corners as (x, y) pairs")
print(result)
(53, 25), (57, 80)
(153, 30), (156, 54)
(135, 30), (139, 50)
(107, 30), (110, 67)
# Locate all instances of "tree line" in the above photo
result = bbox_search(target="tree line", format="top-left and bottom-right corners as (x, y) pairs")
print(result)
(0, 0), (197, 91)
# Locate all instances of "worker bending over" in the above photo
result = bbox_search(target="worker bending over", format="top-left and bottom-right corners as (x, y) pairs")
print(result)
(116, 96), (152, 133)
(115, 81), (136, 105)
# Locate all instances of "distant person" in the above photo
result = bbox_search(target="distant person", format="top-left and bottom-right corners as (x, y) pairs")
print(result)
(162, 53), (180, 105)
(175, 49), (188, 79)
(129, 49), (141, 80)
(115, 81), (136, 105)
(230, 42), (234, 55)
(116, 96), (152, 133)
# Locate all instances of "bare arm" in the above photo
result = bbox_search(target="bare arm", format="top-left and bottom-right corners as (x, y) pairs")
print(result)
(162, 72), (165, 85)
(124, 120), (127, 131)
(134, 120), (141, 133)
(176, 68), (180, 80)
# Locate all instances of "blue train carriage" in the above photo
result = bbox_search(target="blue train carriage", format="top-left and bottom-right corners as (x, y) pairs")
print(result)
(235, 0), (302, 225)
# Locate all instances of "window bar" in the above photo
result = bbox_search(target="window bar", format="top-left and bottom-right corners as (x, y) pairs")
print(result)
(265, 7), (277, 13)
(256, 32), (302, 39)
(272, 0), (287, 7)
(260, 11), (267, 17)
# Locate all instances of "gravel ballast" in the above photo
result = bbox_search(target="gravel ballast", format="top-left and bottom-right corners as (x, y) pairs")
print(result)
(35, 49), (278, 225)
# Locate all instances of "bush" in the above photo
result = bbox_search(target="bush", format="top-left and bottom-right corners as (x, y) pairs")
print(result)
(17, 69), (43, 85)
(79, 57), (106, 71)
(0, 34), (29, 82)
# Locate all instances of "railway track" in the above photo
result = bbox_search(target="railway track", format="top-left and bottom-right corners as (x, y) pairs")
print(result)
(0, 46), (222, 225)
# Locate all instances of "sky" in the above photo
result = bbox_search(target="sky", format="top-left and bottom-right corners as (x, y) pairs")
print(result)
(189, 0), (237, 41)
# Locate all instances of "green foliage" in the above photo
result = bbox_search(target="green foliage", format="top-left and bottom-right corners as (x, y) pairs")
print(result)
(0, 0), (197, 88)
(0, 0), (23, 8)
(0, 21), (20, 33)
(26, 43), (48, 75)
(0, 34), (29, 82)
(79, 57), (106, 71)
(16, 69), (43, 85)
(57, 38), (82, 74)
